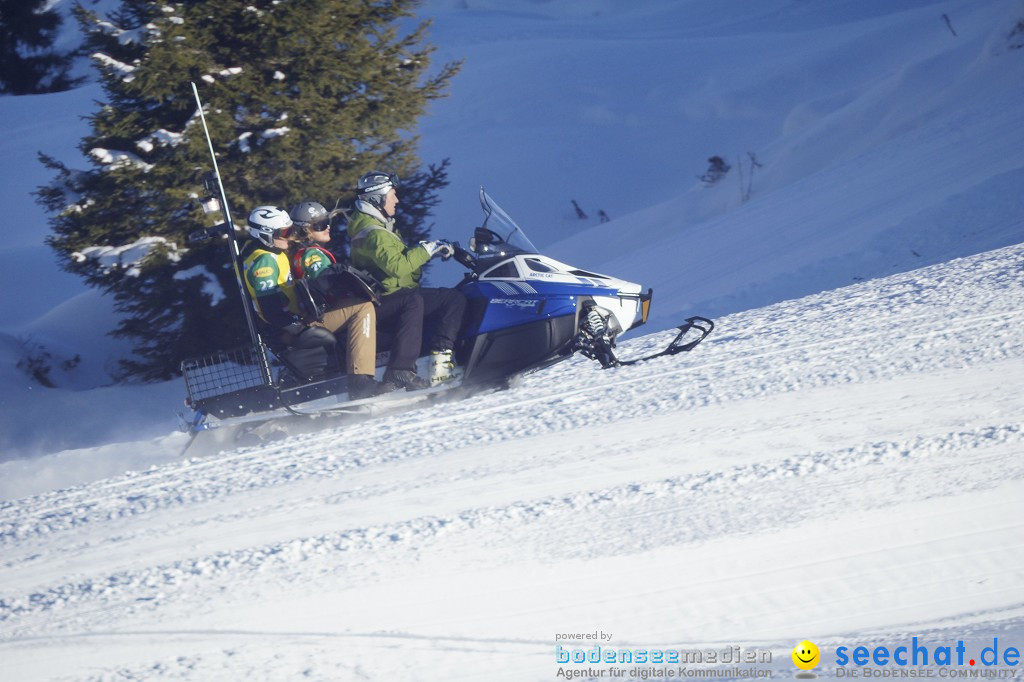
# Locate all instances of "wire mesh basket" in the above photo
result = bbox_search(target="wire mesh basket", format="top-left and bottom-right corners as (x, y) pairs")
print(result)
(181, 345), (271, 403)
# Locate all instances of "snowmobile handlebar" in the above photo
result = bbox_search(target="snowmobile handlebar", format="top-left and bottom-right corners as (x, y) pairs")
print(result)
(451, 242), (477, 269)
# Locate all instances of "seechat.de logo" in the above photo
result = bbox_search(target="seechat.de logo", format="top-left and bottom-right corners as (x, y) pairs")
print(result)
(793, 640), (821, 678)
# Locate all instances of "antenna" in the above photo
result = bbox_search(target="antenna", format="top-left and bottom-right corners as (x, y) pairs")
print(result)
(190, 82), (270, 378)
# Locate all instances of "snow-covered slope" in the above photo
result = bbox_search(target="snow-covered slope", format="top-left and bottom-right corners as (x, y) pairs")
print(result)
(1, 2), (1023, 677)
(1, 0), (1022, 462)
(533, 0), (1024, 329)
(2, 243), (1022, 680)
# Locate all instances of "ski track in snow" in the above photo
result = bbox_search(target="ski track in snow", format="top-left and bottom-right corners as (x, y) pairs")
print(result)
(1, 244), (1023, 680)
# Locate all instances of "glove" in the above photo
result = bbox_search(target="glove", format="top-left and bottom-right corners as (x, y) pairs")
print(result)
(419, 239), (455, 260)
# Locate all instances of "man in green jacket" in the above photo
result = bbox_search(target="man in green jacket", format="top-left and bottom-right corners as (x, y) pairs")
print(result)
(347, 171), (466, 390)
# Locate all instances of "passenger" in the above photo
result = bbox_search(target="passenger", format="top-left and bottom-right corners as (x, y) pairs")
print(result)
(346, 171), (466, 389)
(288, 200), (342, 280)
(242, 205), (389, 400)
(289, 199), (429, 392)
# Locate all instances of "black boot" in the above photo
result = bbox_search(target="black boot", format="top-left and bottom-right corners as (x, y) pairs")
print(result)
(383, 368), (430, 391)
(348, 374), (397, 400)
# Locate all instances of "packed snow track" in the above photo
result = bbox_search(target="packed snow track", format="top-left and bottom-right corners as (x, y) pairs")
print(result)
(1, 244), (1023, 680)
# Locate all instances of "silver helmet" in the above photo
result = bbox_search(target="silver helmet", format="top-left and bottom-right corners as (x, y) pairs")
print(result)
(356, 171), (400, 209)
(247, 205), (293, 248)
(289, 201), (329, 231)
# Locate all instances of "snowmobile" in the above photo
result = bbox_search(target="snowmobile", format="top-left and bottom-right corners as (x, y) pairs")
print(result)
(179, 188), (712, 451)
(179, 84), (712, 453)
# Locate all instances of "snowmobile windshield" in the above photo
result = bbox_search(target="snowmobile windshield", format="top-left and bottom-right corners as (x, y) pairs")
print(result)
(472, 188), (539, 257)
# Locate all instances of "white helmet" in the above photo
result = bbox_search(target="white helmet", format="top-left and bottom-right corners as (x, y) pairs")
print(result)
(247, 205), (292, 247)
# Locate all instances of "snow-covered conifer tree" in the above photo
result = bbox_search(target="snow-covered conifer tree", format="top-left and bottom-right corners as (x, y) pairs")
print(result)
(37, 0), (459, 380)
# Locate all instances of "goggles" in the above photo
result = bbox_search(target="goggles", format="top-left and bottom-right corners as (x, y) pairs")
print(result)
(290, 218), (329, 233)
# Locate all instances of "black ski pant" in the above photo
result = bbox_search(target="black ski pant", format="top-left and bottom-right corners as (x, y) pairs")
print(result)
(376, 287), (466, 371)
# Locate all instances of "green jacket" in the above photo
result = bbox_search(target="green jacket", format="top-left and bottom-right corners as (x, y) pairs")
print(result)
(291, 243), (335, 281)
(347, 208), (430, 295)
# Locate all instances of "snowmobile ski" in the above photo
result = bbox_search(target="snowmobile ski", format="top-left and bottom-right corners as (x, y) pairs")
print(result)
(615, 316), (715, 366)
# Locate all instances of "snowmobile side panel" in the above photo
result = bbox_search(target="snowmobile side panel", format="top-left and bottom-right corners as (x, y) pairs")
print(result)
(460, 281), (592, 334)
(278, 374), (351, 405)
(461, 313), (578, 385)
(193, 385), (283, 420)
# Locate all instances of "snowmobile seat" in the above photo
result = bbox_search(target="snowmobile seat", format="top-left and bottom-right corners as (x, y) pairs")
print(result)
(262, 323), (342, 383)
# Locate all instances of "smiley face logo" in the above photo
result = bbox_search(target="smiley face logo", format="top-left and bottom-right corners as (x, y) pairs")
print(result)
(792, 640), (820, 671)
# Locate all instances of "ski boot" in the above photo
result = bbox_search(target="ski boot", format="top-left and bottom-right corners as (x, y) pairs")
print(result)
(348, 374), (397, 400)
(383, 368), (430, 391)
(429, 349), (457, 386)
